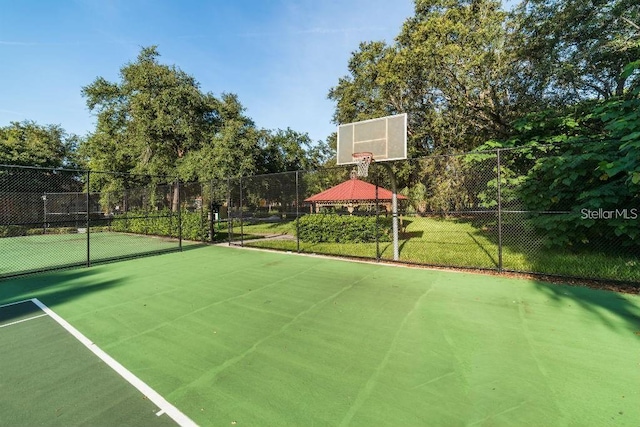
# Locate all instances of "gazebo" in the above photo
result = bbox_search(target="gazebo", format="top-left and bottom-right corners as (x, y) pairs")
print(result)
(304, 173), (406, 214)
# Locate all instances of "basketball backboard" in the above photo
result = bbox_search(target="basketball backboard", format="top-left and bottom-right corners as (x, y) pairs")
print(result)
(336, 113), (407, 165)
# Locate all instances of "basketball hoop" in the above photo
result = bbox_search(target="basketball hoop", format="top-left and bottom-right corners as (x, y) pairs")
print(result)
(352, 152), (374, 177)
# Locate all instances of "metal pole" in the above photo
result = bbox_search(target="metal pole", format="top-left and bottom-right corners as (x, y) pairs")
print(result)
(200, 182), (204, 243)
(177, 178), (182, 251)
(227, 178), (232, 246)
(497, 149), (503, 272)
(296, 170), (300, 253)
(209, 181), (214, 243)
(239, 177), (244, 246)
(86, 171), (91, 267)
(382, 163), (399, 261)
(375, 175), (380, 261)
(42, 193), (47, 234)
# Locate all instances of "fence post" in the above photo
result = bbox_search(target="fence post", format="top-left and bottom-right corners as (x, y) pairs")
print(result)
(227, 178), (232, 246)
(239, 176), (244, 247)
(295, 170), (300, 253)
(199, 182), (204, 243)
(177, 178), (182, 251)
(497, 149), (503, 272)
(86, 170), (91, 267)
(42, 192), (47, 235)
(381, 163), (400, 261)
(209, 180), (214, 243)
(375, 175), (380, 262)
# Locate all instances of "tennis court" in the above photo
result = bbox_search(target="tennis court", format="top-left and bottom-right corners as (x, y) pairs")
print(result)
(1, 245), (638, 426)
(0, 232), (187, 278)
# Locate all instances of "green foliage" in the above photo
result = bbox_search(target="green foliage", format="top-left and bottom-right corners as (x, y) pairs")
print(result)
(0, 225), (27, 237)
(0, 226), (89, 237)
(180, 210), (207, 241)
(110, 209), (207, 241)
(511, 0), (640, 101)
(81, 46), (327, 199)
(297, 214), (391, 243)
(258, 128), (331, 174)
(82, 47), (216, 180)
(0, 121), (80, 168)
(471, 94), (640, 249)
(329, 0), (513, 156)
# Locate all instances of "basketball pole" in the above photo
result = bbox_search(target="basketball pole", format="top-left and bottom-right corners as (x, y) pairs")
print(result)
(381, 163), (399, 261)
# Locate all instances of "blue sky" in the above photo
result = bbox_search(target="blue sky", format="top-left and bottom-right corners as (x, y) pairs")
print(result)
(0, 0), (417, 143)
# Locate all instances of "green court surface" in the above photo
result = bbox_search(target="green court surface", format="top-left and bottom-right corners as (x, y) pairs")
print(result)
(0, 232), (185, 277)
(0, 300), (183, 426)
(1, 245), (639, 426)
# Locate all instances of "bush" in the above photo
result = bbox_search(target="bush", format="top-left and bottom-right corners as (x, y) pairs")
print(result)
(0, 225), (27, 237)
(26, 227), (78, 235)
(181, 211), (207, 241)
(297, 214), (391, 243)
(110, 208), (208, 241)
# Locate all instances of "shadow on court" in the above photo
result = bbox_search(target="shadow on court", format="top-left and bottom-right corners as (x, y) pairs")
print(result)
(0, 267), (126, 324)
(532, 280), (640, 335)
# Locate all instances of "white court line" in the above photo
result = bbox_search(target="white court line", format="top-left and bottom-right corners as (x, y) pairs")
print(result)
(29, 298), (198, 427)
(0, 313), (48, 329)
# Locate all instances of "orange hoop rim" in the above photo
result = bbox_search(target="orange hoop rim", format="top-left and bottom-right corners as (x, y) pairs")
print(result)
(352, 151), (374, 160)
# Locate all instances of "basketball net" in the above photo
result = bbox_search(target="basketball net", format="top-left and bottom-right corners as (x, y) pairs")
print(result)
(352, 152), (373, 177)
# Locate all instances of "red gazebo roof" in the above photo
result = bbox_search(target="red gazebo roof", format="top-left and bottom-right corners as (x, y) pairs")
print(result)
(304, 177), (406, 203)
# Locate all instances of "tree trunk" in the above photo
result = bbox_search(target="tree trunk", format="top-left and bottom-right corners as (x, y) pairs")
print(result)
(172, 182), (180, 212)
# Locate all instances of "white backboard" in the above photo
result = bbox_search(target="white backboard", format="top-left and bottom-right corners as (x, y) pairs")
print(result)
(336, 113), (407, 165)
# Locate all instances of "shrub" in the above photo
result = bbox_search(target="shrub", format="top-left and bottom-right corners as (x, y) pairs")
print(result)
(110, 208), (208, 241)
(0, 225), (27, 237)
(297, 214), (391, 243)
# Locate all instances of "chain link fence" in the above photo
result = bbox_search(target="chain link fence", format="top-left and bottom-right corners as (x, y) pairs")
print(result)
(2, 146), (639, 283)
(0, 165), (218, 279)
(231, 148), (640, 284)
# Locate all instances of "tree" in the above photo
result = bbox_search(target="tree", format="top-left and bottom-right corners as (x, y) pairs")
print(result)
(328, 41), (396, 126)
(470, 90), (640, 250)
(82, 46), (219, 210)
(329, 0), (514, 157)
(182, 93), (264, 182)
(0, 121), (83, 199)
(510, 0), (640, 102)
(259, 128), (331, 174)
(0, 121), (79, 168)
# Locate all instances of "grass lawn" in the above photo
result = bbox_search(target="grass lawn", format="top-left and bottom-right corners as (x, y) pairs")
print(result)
(239, 217), (640, 282)
(1, 245), (639, 426)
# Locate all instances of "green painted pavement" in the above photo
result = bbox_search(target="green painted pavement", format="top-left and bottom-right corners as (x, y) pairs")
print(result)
(0, 245), (638, 426)
(0, 232), (185, 278)
(0, 301), (178, 426)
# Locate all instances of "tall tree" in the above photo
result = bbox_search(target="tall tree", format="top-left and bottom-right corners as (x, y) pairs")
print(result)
(82, 46), (219, 210)
(398, 0), (512, 152)
(510, 0), (640, 102)
(329, 0), (513, 156)
(259, 128), (331, 174)
(183, 93), (264, 182)
(0, 121), (79, 168)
